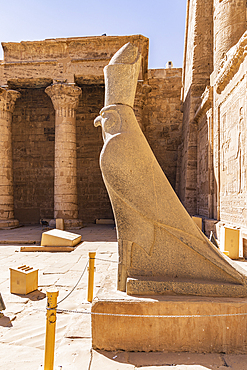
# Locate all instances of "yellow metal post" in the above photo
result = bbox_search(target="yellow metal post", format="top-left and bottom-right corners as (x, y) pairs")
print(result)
(44, 290), (59, 370)
(87, 252), (96, 302)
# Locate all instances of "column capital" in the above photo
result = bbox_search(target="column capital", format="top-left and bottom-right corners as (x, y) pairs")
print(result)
(45, 82), (82, 115)
(0, 87), (21, 114)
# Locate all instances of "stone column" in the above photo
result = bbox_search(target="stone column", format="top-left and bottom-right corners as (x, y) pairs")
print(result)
(45, 82), (82, 228)
(214, 0), (246, 73)
(0, 87), (20, 228)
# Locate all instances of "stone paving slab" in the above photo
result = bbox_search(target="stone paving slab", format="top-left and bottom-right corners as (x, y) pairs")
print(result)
(135, 367), (228, 370)
(90, 350), (135, 369)
(0, 343), (43, 370)
(127, 352), (225, 368)
(223, 354), (247, 369)
(55, 338), (92, 370)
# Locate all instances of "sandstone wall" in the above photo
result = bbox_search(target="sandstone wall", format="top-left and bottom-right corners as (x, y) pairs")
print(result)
(188, 0), (247, 241)
(196, 114), (209, 217)
(179, 0), (213, 214)
(76, 85), (113, 223)
(144, 69), (183, 189)
(195, 107), (214, 219)
(219, 83), (247, 226)
(12, 89), (55, 223)
(4, 34), (183, 224)
(214, 41), (247, 228)
(11, 86), (113, 224)
(11, 71), (182, 224)
(0, 35), (148, 87)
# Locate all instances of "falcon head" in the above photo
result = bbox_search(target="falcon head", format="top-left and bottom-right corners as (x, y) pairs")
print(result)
(94, 105), (122, 142)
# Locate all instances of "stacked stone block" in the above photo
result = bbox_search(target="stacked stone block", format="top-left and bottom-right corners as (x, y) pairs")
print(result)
(0, 87), (20, 227)
(12, 88), (55, 223)
(45, 82), (82, 227)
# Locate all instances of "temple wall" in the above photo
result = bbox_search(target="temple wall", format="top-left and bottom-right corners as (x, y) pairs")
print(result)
(218, 81), (247, 227)
(185, 0), (247, 246)
(144, 68), (183, 189)
(10, 69), (183, 224)
(179, 0), (213, 214)
(196, 114), (209, 217)
(76, 85), (113, 223)
(11, 86), (113, 224)
(214, 47), (247, 228)
(12, 89), (55, 223)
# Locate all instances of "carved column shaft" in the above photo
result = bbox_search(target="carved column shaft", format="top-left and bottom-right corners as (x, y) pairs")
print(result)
(0, 87), (20, 224)
(214, 0), (247, 73)
(45, 83), (81, 221)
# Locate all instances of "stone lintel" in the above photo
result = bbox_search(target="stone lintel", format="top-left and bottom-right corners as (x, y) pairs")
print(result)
(2, 34), (148, 63)
(1, 35), (149, 82)
(7, 78), (53, 89)
(75, 75), (104, 86)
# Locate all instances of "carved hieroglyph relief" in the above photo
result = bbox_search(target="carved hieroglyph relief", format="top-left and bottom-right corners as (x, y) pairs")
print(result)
(220, 80), (246, 197)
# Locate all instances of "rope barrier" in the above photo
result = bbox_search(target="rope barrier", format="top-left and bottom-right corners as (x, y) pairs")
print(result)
(55, 254), (115, 307)
(52, 307), (247, 319)
(94, 257), (118, 263)
(57, 259), (88, 305)
(42, 253), (247, 320)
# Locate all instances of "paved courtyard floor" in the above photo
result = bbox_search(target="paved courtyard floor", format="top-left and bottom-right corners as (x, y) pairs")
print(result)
(0, 224), (247, 370)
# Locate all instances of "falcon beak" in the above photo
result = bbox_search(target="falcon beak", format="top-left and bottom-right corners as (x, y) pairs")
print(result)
(94, 115), (102, 127)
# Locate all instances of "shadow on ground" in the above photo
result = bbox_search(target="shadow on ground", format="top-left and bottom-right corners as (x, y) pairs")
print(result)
(0, 315), (13, 328)
(95, 349), (232, 369)
(13, 290), (46, 301)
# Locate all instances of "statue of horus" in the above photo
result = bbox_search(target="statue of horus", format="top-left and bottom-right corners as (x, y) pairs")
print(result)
(94, 42), (247, 297)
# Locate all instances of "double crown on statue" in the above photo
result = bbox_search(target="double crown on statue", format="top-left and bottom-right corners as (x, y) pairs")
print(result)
(103, 42), (142, 108)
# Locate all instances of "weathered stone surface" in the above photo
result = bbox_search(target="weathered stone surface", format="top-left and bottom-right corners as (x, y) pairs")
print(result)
(92, 267), (247, 353)
(0, 87), (20, 226)
(94, 43), (247, 297)
(104, 43), (141, 107)
(0, 33), (183, 226)
(92, 296), (247, 353)
(0, 35), (153, 225)
(0, 35), (148, 86)
(179, 0), (213, 215)
(143, 69), (183, 189)
(12, 88), (55, 223)
(45, 82), (82, 224)
(1, 0), (247, 254)
(181, 0), (247, 253)
(214, 0), (246, 73)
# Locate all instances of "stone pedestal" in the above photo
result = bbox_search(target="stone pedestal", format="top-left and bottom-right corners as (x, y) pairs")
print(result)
(45, 82), (82, 227)
(0, 87), (20, 228)
(92, 295), (247, 353)
(92, 268), (247, 354)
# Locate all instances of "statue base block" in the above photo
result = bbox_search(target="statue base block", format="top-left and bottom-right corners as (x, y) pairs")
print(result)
(92, 272), (247, 353)
(126, 276), (247, 298)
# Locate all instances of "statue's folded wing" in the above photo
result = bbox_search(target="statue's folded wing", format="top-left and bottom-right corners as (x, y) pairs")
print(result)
(100, 126), (246, 285)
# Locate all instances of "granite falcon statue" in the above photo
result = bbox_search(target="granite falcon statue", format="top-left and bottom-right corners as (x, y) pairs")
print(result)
(94, 42), (247, 297)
